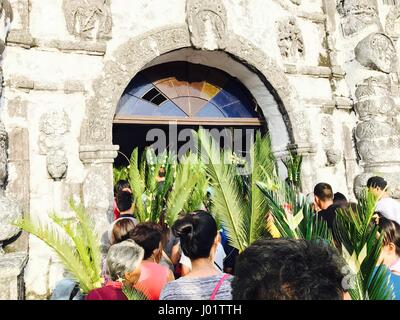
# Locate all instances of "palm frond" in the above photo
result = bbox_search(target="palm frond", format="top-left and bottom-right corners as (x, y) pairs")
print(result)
(194, 127), (247, 252)
(14, 214), (100, 294)
(122, 285), (148, 300)
(69, 199), (103, 286)
(165, 155), (199, 227)
(128, 148), (146, 222)
(334, 190), (395, 300)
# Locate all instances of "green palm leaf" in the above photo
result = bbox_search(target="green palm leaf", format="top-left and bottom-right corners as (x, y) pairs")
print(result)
(122, 285), (148, 300)
(128, 148), (146, 222)
(14, 208), (103, 294)
(194, 128), (247, 252)
(334, 190), (395, 300)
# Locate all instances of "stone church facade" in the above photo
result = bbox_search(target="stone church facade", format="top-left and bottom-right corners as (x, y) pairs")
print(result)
(0, 0), (399, 299)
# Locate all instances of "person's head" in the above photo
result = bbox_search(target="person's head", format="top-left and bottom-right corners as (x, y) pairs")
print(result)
(129, 222), (163, 263)
(367, 176), (388, 198)
(314, 183), (334, 211)
(232, 238), (347, 300)
(116, 189), (133, 213)
(111, 218), (136, 245)
(106, 239), (144, 284)
(372, 213), (400, 267)
(114, 180), (131, 196)
(333, 192), (348, 208)
(172, 210), (218, 261)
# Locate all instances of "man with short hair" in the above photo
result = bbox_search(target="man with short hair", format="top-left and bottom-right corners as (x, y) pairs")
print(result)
(108, 190), (138, 243)
(232, 238), (349, 300)
(367, 176), (400, 226)
(313, 182), (339, 230)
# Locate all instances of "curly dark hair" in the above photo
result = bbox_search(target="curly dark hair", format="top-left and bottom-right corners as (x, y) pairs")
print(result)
(232, 238), (346, 300)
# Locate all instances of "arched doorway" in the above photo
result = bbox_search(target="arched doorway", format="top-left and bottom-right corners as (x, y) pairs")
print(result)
(113, 61), (266, 167)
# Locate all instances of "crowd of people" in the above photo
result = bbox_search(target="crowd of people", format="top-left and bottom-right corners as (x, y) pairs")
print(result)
(52, 174), (400, 300)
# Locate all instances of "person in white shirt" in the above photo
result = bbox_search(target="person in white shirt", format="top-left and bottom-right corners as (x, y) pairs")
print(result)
(367, 176), (400, 226)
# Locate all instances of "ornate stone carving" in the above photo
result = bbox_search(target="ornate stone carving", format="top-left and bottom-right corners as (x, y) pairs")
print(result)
(46, 150), (68, 181)
(0, 0), (12, 54)
(386, 6), (400, 39)
(326, 149), (342, 166)
(186, 0), (227, 50)
(277, 17), (305, 61)
(290, 0), (301, 4)
(0, 195), (22, 250)
(62, 0), (112, 41)
(336, 0), (381, 36)
(39, 110), (70, 181)
(355, 33), (397, 73)
(354, 76), (400, 197)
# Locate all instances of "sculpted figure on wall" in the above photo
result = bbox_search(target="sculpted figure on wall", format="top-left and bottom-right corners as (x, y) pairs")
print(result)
(385, 6), (400, 39)
(186, 0), (227, 50)
(355, 33), (397, 73)
(277, 17), (305, 61)
(336, 0), (381, 36)
(63, 0), (112, 41)
(39, 110), (71, 181)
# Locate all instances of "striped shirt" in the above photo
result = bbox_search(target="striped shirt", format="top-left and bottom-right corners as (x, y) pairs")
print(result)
(160, 274), (233, 300)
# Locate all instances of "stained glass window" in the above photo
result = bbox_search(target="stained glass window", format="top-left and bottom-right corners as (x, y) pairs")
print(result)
(115, 61), (261, 123)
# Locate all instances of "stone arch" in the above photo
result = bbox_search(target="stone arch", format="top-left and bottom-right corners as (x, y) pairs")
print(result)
(78, 25), (312, 236)
(80, 25), (306, 151)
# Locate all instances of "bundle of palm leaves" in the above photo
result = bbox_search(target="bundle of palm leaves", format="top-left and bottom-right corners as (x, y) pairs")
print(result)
(117, 147), (209, 227)
(14, 199), (103, 294)
(194, 128), (276, 253)
(333, 191), (395, 300)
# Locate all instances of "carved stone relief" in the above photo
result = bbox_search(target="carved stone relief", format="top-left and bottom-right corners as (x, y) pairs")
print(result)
(39, 110), (70, 181)
(0, 0), (12, 54)
(354, 76), (400, 196)
(62, 0), (112, 41)
(326, 149), (342, 166)
(355, 33), (397, 73)
(385, 6), (400, 39)
(336, 0), (381, 37)
(186, 0), (227, 50)
(277, 17), (305, 61)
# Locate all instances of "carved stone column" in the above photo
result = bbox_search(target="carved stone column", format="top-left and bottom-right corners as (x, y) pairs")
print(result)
(336, 1), (400, 198)
(0, 0), (28, 300)
(353, 76), (400, 197)
(79, 144), (119, 252)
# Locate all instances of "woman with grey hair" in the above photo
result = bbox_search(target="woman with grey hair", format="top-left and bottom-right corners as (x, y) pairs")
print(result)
(86, 239), (144, 300)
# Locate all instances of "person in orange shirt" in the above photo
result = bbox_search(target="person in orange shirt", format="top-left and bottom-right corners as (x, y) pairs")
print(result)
(129, 222), (175, 300)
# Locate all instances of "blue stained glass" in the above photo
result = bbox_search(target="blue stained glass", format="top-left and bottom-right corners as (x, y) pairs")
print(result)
(124, 73), (154, 97)
(159, 101), (187, 117)
(116, 94), (140, 115)
(196, 103), (226, 118)
(116, 94), (187, 117)
(222, 101), (254, 118)
(209, 90), (237, 107)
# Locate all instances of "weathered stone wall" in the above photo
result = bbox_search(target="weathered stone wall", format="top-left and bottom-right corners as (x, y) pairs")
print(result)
(1, 0), (399, 299)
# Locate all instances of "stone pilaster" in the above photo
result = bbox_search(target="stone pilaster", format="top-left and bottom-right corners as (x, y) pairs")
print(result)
(80, 144), (119, 252)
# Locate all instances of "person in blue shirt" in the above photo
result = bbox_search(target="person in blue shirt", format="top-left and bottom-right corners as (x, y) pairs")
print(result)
(373, 213), (400, 299)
